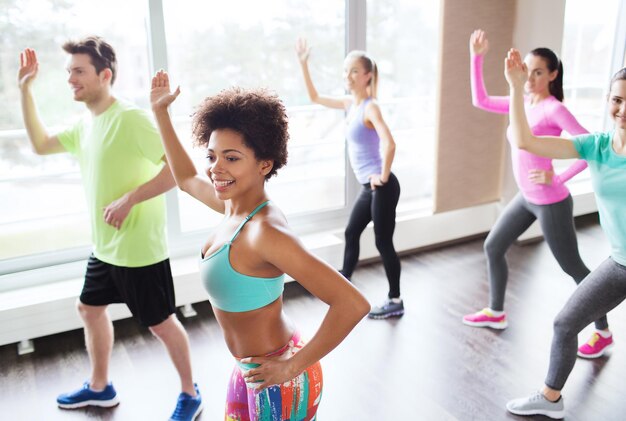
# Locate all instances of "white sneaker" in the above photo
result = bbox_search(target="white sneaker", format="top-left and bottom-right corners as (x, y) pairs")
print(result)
(506, 391), (564, 419)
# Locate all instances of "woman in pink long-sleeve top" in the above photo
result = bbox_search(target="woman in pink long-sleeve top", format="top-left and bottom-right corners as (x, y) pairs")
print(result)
(462, 29), (613, 359)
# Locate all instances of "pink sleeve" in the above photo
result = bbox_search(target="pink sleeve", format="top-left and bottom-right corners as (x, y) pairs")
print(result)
(553, 159), (588, 184)
(470, 54), (510, 114)
(550, 101), (588, 136)
(550, 102), (589, 184)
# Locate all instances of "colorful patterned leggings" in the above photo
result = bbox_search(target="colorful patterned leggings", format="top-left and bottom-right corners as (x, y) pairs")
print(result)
(225, 331), (323, 421)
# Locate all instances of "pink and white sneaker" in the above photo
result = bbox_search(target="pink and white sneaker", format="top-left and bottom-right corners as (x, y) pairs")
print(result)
(462, 308), (508, 329)
(578, 332), (614, 359)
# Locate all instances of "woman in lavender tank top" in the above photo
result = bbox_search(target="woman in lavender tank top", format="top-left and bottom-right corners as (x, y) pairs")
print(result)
(296, 38), (403, 319)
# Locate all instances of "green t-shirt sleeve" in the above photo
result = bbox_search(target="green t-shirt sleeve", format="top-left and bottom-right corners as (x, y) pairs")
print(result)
(127, 109), (165, 165)
(56, 121), (81, 154)
(572, 132), (597, 161)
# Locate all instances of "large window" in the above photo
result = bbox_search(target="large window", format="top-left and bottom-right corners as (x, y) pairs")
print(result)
(161, 0), (346, 233)
(4, 1), (624, 287)
(366, 0), (440, 213)
(561, 0), (622, 132)
(555, 0), (623, 187)
(0, 0), (442, 282)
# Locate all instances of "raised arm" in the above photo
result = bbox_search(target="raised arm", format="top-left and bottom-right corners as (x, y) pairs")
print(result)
(295, 38), (349, 110)
(241, 222), (370, 389)
(505, 49), (580, 159)
(150, 70), (225, 214)
(365, 101), (395, 189)
(469, 30), (510, 114)
(18, 48), (64, 155)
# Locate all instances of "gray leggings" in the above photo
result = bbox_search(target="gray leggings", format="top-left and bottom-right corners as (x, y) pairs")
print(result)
(546, 257), (626, 390)
(484, 193), (608, 330)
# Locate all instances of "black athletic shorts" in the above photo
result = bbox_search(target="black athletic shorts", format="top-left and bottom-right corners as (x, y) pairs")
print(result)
(79, 254), (176, 327)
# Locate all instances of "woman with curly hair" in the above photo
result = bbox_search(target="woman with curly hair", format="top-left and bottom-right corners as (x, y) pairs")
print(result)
(150, 70), (370, 421)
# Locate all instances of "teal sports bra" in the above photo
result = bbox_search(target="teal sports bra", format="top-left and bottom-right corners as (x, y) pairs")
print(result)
(199, 201), (284, 312)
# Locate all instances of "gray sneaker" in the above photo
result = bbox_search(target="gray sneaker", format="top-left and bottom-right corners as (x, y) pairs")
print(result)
(368, 299), (404, 319)
(506, 391), (565, 419)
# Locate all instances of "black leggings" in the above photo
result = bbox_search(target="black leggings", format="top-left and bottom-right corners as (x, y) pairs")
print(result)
(340, 172), (401, 298)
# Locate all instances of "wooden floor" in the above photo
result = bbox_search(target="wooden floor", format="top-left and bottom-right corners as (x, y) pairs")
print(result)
(2, 214), (626, 421)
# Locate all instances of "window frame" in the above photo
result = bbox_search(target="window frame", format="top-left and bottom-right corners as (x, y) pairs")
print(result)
(1, 0), (367, 281)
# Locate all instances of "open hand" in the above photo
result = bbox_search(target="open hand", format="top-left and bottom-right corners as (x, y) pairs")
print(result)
(295, 38), (311, 64)
(18, 48), (39, 89)
(469, 29), (489, 56)
(151, 70), (180, 111)
(504, 48), (527, 89)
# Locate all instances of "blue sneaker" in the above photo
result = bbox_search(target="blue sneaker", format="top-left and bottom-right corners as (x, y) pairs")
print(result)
(169, 383), (203, 421)
(57, 381), (119, 409)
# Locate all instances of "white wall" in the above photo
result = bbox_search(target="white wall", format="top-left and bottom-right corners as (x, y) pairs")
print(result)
(513, 0), (566, 55)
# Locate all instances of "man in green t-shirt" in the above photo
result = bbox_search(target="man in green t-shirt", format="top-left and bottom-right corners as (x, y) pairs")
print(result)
(18, 37), (202, 421)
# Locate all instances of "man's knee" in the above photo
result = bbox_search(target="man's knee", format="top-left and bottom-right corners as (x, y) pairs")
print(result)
(76, 300), (107, 322)
(148, 314), (177, 338)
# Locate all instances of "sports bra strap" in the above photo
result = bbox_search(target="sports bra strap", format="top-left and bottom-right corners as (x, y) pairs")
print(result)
(229, 201), (270, 242)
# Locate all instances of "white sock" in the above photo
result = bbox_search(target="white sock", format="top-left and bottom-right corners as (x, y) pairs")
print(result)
(596, 329), (612, 338)
(390, 297), (402, 304)
(487, 308), (504, 317)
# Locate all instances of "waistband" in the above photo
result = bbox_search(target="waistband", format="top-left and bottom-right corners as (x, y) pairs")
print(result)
(236, 330), (301, 369)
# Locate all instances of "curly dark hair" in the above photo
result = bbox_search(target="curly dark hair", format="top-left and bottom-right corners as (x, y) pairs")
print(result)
(191, 87), (289, 179)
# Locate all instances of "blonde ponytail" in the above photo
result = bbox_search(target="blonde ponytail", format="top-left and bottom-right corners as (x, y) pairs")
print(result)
(369, 59), (378, 99)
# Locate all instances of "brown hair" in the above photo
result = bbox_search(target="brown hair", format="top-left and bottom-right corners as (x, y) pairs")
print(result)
(191, 87), (289, 179)
(609, 67), (626, 91)
(62, 36), (117, 85)
(530, 47), (564, 102)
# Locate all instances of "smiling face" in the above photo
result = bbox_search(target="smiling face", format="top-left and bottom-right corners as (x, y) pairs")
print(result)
(205, 128), (272, 200)
(66, 53), (110, 104)
(343, 56), (371, 93)
(608, 79), (626, 130)
(523, 54), (557, 96)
